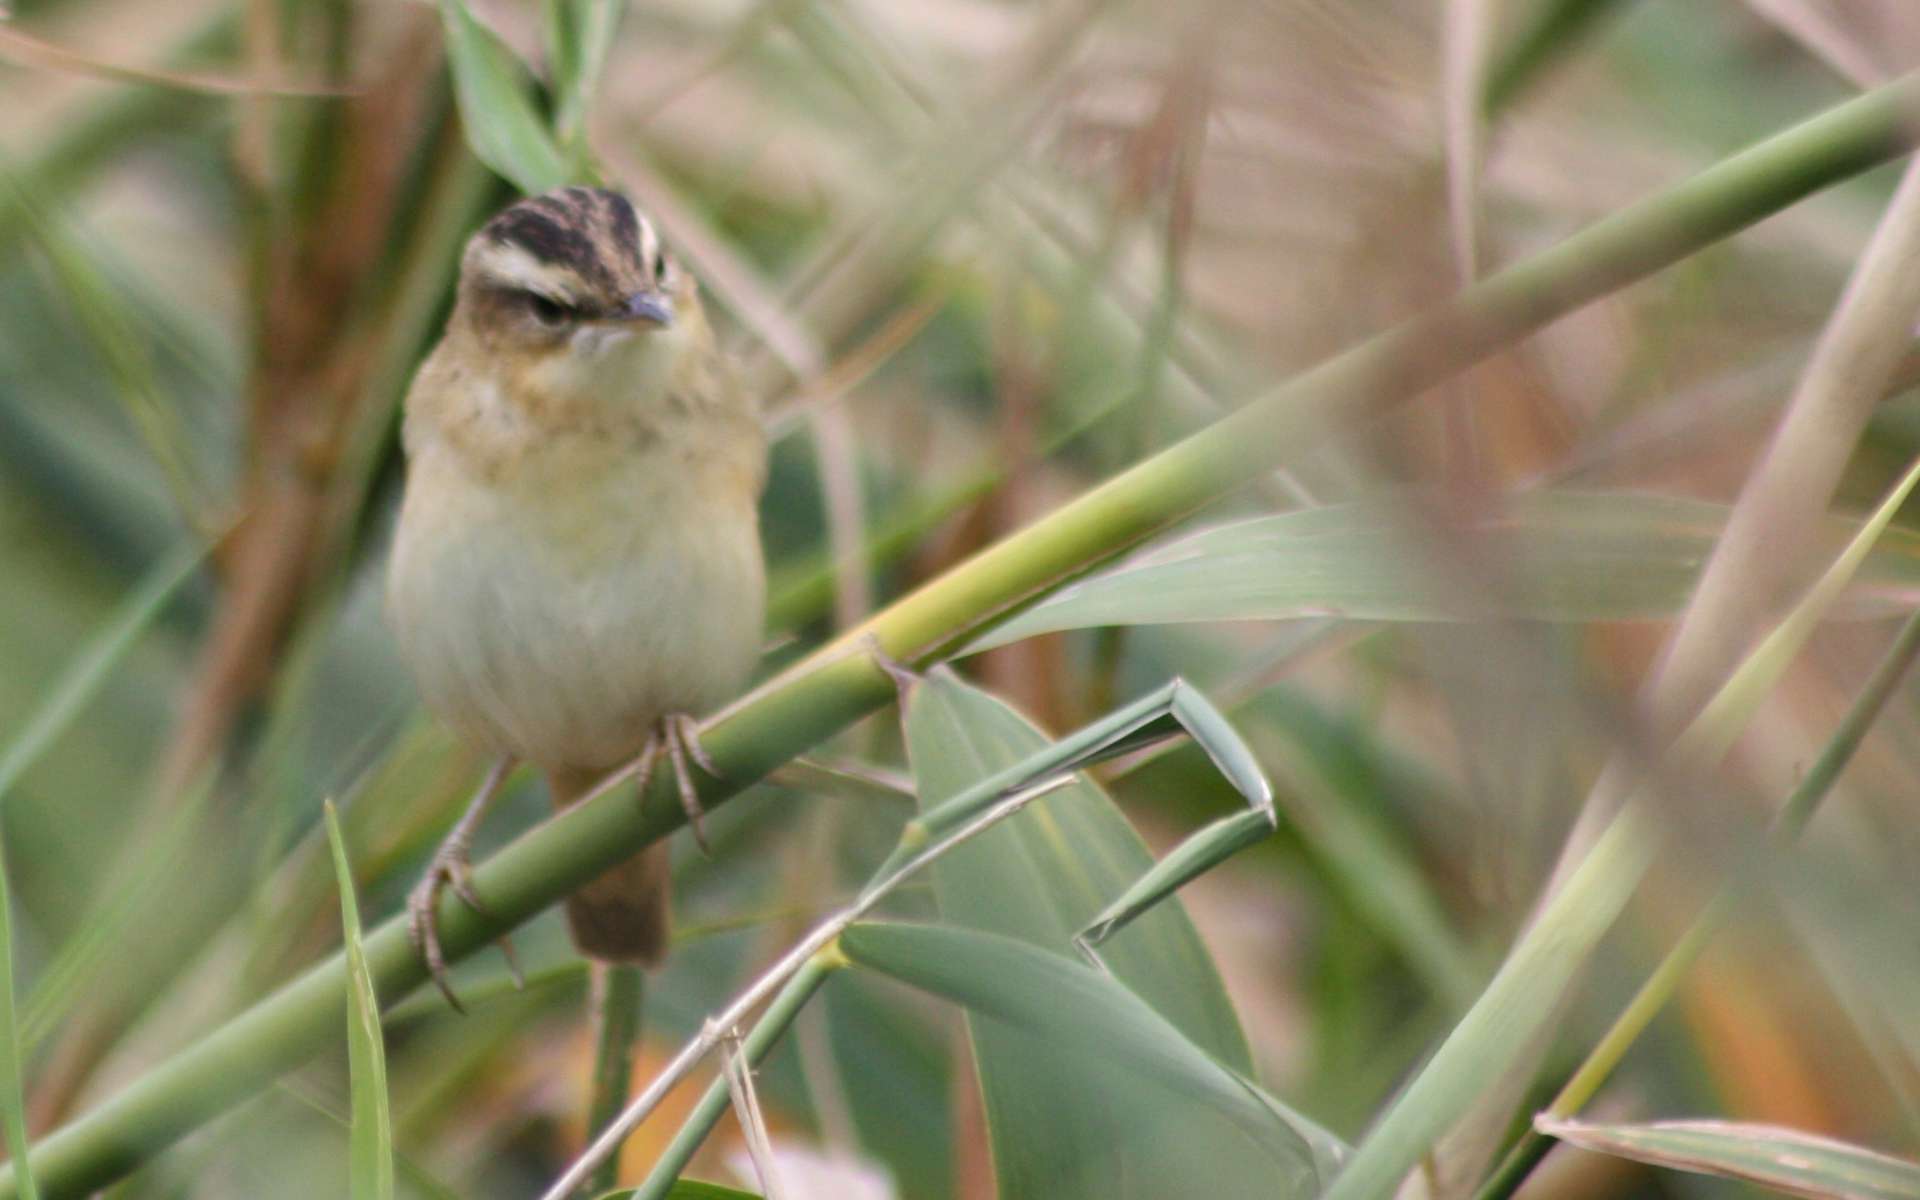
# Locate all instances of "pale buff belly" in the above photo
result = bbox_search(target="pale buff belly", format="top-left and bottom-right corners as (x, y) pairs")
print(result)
(387, 450), (764, 772)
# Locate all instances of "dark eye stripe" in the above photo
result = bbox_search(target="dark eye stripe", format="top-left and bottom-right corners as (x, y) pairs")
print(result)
(523, 291), (571, 325)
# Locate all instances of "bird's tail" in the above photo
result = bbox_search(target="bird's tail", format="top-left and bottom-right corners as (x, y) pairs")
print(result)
(547, 765), (671, 966)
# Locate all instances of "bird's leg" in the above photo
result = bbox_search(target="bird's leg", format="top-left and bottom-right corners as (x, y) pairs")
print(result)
(407, 756), (521, 1012)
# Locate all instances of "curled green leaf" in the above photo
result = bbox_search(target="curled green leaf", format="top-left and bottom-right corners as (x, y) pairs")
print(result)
(440, 0), (569, 193)
(1076, 808), (1275, 952)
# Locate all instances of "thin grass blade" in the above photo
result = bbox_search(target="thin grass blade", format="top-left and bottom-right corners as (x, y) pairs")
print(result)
(0, 827), (36, 1200)
(1, 172), (210, 522)
(323, 801), (394, 1200)
(19, 776), (215, 1051)
(0, 545), (201, 804)
(1679, 454), (1920, 767)
(1535, 1117), (1920, 1199)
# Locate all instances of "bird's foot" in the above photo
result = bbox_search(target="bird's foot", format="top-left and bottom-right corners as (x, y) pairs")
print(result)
(406, 760), (520, 1012)
(630, 714), (724, 857)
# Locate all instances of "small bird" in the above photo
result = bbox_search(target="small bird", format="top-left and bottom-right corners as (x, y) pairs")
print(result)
(386, 186), (766, 1001)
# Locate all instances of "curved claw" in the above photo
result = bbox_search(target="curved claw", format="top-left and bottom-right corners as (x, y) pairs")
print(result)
(666, 713), (726, 856)
(407, 865), (467, 1013)
(662, 726), (712, 857)
(405, 757), (517, 1010)
(625, 716), (724, 857)
(668, 713), (722, 779)
(442, 859), (525, 990)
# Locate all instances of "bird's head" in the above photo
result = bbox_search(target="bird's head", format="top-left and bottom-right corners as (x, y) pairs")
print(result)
(452, 186), (692, 370)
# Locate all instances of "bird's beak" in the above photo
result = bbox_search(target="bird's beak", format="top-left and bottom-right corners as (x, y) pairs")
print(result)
(617, 292), (674, 327)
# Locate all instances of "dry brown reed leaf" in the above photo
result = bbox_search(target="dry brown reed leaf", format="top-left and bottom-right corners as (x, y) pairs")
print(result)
(0, 23), (352, 97)
(1442, 0), (1493, 284)
(1613, 150), (1920, 811)
(1741, 0), (1898, 88)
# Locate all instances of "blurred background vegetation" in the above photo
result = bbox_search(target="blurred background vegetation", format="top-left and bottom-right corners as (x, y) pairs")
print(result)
(4, 0), (1920, 1197)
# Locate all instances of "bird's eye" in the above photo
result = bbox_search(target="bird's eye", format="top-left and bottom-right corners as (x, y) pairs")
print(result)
(522, 292), (571, 326)
(651, 250), (668, 282)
